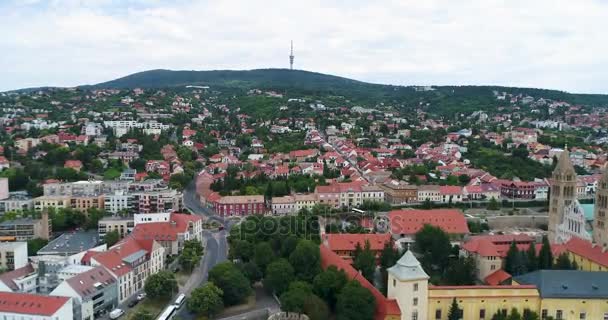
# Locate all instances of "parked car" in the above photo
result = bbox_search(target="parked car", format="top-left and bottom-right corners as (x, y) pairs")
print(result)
(136, 293), (147, 301)
(109, 309), (124, 319)
(128, 299), (139, 308)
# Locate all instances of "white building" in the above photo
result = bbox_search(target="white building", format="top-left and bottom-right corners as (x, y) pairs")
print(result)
(556, 200), (592, 244)
(0, 292), (73, 320)
(387, 250), (429, 320)
(104, 190), (132, 213)
(0, 242), (28, 271)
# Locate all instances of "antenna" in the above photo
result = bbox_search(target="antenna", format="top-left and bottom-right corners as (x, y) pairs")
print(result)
(289, 40), (294, 70)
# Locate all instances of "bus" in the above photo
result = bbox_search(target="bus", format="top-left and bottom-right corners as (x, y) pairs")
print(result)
(352, 208), (366, 214)
(156, 305), (176, 320)
(174, 293), (186, 308)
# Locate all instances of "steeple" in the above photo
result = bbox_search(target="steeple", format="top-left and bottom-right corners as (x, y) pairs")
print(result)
(387, 250), (429, 281)
(594, 163), (608, 247)
(548, 146), (578, 243)
(553, 146), (576, 177)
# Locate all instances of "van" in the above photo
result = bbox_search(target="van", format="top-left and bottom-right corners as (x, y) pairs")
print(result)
(174, 293), (186, 308)
(109, 308), (124, 319)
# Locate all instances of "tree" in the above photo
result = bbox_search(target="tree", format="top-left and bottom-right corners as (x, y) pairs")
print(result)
(526, 243), (537, 272)
(458, 174), (471, 185)
(414, 224), (452, 274)
(208, 262), (252, 306)
(279, 281), (313, 313)
(27, 238), (48, 256)
(179, 239), (204, 272)
(264, 258), (295, 295)
(103, 230), (120, 247)
(187, 283), (224, 318)
(491, 309), (508, 320)
(522, 309), (540, 320)
(554, 252), (576, 270)
(538, 236), (553, 270)
(336, 281), (376, 320)
(313, 265), (348, 310)
(302, 294), (330, 320)
(505, 241), (526, 275)
(487, 197), (500, 210)
(230, 240), (254, 262)
(254, 242), (275, 272)
(289, 240), (321, 282)
(443, 256), (476, 285)
(507, 308), (522, 320)
(353, 240), (376, 283)
(238, 261), (262, 285)
(132, 309), (154, 320)
(280, 235), (299, 258)
(144, 271), (177, 300)
(447, 297), (461, 320)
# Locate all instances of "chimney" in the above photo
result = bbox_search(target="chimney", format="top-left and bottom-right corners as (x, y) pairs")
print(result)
(41, 210), (51, 240)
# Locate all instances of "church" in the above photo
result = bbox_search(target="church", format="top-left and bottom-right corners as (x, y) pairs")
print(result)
(549, 147), (608, 246)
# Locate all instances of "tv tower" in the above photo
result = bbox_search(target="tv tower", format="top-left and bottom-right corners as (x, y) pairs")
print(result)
(289, 40), (294, 70)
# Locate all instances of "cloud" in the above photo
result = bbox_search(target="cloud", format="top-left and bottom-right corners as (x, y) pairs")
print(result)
(1, 0), (607, 93)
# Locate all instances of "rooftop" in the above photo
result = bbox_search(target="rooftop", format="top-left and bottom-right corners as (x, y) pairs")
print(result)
(514, 270), (608, 299)
(388, 209), (469, 235)
(0, 292), (70, 316)
(37, 230), (100, 255)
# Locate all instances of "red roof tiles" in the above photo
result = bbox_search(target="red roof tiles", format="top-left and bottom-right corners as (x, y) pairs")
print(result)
(0, 292), (69, 316)
(484, 269), (512, 285)
(565, 237), (608, 267)
(326, 233), (391, 252)
(388, 209), (469, 235)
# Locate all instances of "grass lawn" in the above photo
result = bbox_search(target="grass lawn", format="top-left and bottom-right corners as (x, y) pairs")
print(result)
(125, 298), (169, 319)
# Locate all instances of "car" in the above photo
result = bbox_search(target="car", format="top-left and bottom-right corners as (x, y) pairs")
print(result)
(136, 293), (146, 301)
(109, 308), (124, 319)
(127, 299), (139, 308)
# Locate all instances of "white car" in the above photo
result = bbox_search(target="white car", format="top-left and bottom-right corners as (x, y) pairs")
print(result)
(137, 293), (146, 301)
(109, 308), (124, 319)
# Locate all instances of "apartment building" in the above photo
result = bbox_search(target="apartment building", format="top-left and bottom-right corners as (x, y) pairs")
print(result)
(0, 213), (51, 240)
(98, 216), (134, 239)
(0, 242), (28, 271)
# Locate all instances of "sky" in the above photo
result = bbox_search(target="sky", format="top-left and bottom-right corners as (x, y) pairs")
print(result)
(1, 0), (607, 93)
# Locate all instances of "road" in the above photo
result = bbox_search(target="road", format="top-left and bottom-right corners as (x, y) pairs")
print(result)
(176, 181), (230, 319)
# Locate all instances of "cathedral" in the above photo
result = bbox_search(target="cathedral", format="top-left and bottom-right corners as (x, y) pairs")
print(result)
(549, 147), (608, 247)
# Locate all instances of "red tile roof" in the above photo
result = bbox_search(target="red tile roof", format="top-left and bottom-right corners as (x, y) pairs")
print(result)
(0, 292), (70, 316)
(319, 245), (401, 320)
(389, 209), (469, 235)
(565, 237), (608, 267)
(484, 269), (512, 285)
(326, 233), (391, 252)
(91, 237), (152, 277)
(131, 213), (201, 242)
(66, 266), (116, 298)
(0, 264), (35, 291)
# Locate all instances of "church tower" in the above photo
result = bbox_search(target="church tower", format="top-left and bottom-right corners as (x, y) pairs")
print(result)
(387, 250), (429, 320)
(593, 165), (608, 247)
(548, 148), (577, 243)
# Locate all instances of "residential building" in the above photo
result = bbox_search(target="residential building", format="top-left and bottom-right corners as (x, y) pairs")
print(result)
(50, 266), (118, 320)
(90, 237), (164, 303)
(0, 264), (38, 293)
(381, 180), (418, 204)
(104, 190), (132, 213)
(417, 185), (441, 203)
(389, 209), (469, 241)
(0, 213), (51, 240)
(323, 233), (392, 262)
(0, 191), (34, 214)
(212, 195), (265, 216)
(130, 213), (203, 255)
(98, 216), (134, 240)
(131, 189), (182, 214)
(0, 292), (73, 320)
(37, 231), (100, 256)
(0, 242), (28, 271)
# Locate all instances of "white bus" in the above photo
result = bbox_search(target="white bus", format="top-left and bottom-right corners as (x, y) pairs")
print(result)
(352, 208), (366, 214)
(156, 305), (177, 320)
(174, 293), (186, 308)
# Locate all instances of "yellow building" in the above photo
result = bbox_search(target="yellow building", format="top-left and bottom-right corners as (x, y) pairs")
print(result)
(564, 237), (608, 271)
(515, 270), (608, 320)
(428, 285), (540, 320)
(33, 195), (70, 211)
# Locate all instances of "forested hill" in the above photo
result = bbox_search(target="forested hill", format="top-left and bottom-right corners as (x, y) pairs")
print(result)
(84, 68), (608, 111)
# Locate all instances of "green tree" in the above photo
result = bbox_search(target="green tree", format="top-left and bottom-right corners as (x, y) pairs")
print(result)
(414, 224), (452, 274)
(526, 243), (537, 272)
(238, 261), (262, 285)
(336, 281), (376, 320)
(289, 240), (321, 282)
(144, 271), (177, 300)
(522, 309), (540, 320)
(447, 297), (461, 320)
(487, 197), (500, 210)
(507, 308), (522, 320)
(312, 265), (348, 310)
(208, 262), (252, 306)
(27, 238), (48, 256)
(230, 240), (254, 262)
(187, 283), (224, 318)
(505, 241), (524, 275)
(264, 258), (295, 295)
(280, 281), (313, 313)
(554, 252), (575, 270)
(302, 294), (330, 320)
(254, 242), (275, 272)
(353, 240), (376, 283)
(443, 256), (476, 285)
(538, 236), (553, 270)
(491, 309), (508, 320)
(103, 230), (120, 247)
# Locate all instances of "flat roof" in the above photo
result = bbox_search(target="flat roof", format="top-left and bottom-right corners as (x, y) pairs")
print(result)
(37, 230), (100, 255)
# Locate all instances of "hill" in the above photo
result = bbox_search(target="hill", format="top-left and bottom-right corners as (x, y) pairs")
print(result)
(85, 68), (608, 113)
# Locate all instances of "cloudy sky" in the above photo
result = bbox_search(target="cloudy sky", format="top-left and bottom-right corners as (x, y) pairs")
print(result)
(1, 0), (607, 93)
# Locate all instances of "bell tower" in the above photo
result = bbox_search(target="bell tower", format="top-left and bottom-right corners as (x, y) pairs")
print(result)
(548, 147), (577, 243)
(594, 165), (608, 247)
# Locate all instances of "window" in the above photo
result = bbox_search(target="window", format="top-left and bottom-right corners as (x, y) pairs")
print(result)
(412, 311), (418, 320)
(393, 279), (396, 287)
(413, 297), (418, 306)
(556, 310), (563, 320)
(580, 312), (586, 320)
(414, 283), (419, 291)
(435, 309), (442, 320)
(480, 309), (486, 319)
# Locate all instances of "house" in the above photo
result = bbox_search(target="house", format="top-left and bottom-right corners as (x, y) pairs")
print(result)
(388, 209), (469, 241)
(130, 213), (203, 255)
(50, 266), (118, 320)
(0, 292), (73, 320)
(90, 237), (165, 303)
(0, 242), (28, 271)
(0, 264), (38, 293)
(323, 233), (392, 262)
(289, 149), (319, 162)
(64, 160), (83, 172)
(211, 195), (265, 216)
(417, 185), (441, 203)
